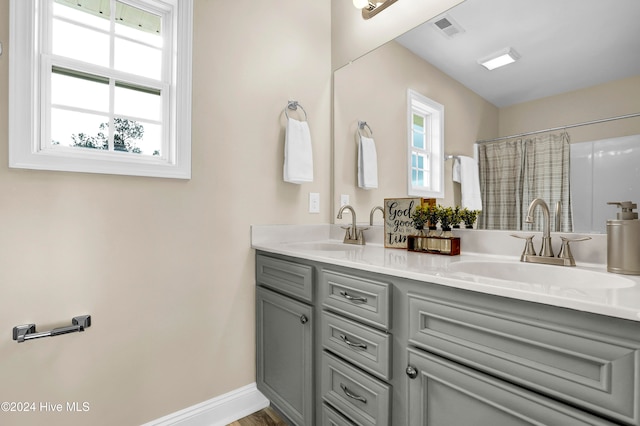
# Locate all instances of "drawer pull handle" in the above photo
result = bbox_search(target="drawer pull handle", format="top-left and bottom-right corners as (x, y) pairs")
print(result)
(340, 383), (367, 403)
(339, 291), (367, 303)
(300, 314), (309, 324)
(339, 334), (367, 350)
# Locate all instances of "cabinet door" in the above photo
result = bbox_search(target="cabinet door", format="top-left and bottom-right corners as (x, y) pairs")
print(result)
(408, 292), (639, 425)
(256, 286), (313, 426)
(406, 348), (618, 426)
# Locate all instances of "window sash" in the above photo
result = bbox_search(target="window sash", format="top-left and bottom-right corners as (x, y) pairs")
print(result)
(43, 0), (169, 157)
(9, 0), (192, 179)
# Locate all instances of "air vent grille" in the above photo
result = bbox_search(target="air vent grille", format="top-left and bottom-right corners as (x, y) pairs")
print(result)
(432, 15), (465, 38)
(435, 18), (452, 30)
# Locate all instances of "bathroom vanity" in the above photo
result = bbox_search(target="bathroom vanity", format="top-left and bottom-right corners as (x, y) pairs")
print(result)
(253, 226), (640, 426)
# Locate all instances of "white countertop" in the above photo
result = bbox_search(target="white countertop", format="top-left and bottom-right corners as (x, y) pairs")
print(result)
(251, 224), (640, 322)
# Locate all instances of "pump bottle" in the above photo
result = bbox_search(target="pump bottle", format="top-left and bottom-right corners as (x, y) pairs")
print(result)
(607, 201), (640, 275)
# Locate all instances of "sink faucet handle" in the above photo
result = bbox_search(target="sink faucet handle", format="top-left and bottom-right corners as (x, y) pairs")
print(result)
(510, 233), (536, 239)
(510, 234), (537, 258)
(558, 236), (591, 264)
(559, 236), (592, 243)
(558, 236), (591, 255)
(355, 227), (369, 242)
(340, 226), (352, 239)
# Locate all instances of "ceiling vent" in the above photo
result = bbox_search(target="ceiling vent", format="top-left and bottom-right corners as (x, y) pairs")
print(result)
(432, 15), (465, 38)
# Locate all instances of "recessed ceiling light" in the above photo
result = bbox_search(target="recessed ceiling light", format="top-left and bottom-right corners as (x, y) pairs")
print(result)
(478, 47), (520, 71)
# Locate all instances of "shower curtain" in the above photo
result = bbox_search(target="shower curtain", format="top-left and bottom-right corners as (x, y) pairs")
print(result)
(477, 132), (572, 232)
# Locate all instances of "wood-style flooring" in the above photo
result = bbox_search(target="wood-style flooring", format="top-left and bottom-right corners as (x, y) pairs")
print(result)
(227, 406), (288, 426)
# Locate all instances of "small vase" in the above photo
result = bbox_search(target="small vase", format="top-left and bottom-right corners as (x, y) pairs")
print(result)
(441, 226), (453, 238)
(427, 226), (440, 252)
(414, 226), (426, 250)
(440, 226), (452, 254)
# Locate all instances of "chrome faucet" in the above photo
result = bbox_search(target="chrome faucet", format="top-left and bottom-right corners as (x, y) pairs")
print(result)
(369, 205), (384, 225)
(512, 198), (591, 266)
(337, 205), (367, 245)
(526, 198), (554, 257)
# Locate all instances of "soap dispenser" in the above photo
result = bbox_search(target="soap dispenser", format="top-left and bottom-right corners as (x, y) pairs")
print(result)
(607, 201), (640, 275)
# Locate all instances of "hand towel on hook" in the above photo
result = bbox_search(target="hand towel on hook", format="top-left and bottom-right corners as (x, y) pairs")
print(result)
(453, 155), (482, 210)
(284, 117), (314, 184)
(358, 134), (378, 189)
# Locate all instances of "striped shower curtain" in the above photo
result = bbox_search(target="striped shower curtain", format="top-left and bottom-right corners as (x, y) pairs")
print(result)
(477, 132), (572, 232)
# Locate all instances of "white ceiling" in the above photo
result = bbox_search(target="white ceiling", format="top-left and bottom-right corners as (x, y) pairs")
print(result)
(395, 0), (640, 107)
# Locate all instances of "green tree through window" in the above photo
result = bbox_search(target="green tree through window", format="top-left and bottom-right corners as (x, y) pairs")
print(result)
(63, 118), (159, 155)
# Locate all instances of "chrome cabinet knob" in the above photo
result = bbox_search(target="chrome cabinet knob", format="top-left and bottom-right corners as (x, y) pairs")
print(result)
(406, 365), (418, 379)
(300, 314), (309, 324)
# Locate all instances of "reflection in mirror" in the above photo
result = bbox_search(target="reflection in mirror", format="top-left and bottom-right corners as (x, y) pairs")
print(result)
(476, 132), (572, 233)
(407, 90), (444, 199)
(333, 0), (640, 232)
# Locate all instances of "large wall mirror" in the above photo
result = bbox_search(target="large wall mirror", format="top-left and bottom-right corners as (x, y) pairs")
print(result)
(333, 0), (640, 233)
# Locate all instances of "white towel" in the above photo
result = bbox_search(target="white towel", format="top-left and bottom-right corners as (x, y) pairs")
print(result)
(358, 135), (378, 189)
(453, 156), (482, 210)
(284, 118), (313, 184)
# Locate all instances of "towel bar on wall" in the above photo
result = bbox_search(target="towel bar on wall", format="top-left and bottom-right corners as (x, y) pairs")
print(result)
(12, 315), (91, 343)
(284, 100), (308, 121)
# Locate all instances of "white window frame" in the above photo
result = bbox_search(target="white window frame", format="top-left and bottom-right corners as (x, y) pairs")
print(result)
(407, 89), (444, 198)
(9, 0), (193, 179)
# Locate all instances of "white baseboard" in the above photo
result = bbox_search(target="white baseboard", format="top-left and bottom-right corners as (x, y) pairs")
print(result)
(142, 383), (270, 426)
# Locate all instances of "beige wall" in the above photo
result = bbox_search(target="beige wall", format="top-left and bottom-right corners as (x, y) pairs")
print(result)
(334, 41), (498, 218)
(499, 75), (640, 143)
(0, 0), (330, 425)
(331, 0), (464, 71)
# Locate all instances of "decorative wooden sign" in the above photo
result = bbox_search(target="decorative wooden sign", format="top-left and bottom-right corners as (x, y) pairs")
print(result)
(384, 198), (434, 248)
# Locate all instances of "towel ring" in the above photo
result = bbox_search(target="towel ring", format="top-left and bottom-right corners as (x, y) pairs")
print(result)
(357, 121), (373, 138)
(284, 100), (308, 121)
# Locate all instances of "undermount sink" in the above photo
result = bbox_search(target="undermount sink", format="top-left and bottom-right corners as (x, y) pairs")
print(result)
(285, 241), (364, 252)
(447, 261), (635, 290)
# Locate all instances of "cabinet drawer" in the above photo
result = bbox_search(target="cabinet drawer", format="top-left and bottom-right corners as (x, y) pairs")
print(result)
(408, 292), (640, 426)
(322, 311), (391, 381)
(256, 254), (313, 302)
(321, 351), (391, 426)
(322, 403), (356, 426)
(407, 348), (620, 426)
(320, 269), (391, 330)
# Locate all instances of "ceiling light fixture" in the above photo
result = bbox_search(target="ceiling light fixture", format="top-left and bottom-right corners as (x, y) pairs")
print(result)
(353, 0), (399, 20)
(478, 47), (520, 71)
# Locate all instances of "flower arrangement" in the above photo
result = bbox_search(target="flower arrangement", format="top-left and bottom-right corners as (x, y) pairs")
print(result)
(411, 204), (430, 230)
(413, 204), (481, 233)
(426, 205), (440, 229)
(438, 206), (455, 230)
(451, 206), (462, 228)
(460, 208), (481, 228)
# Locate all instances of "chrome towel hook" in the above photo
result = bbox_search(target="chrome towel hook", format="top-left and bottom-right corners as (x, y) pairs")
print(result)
(284, 100), (308, 121)
(357, 121), (373, 138)
(13, 315), (92, 343)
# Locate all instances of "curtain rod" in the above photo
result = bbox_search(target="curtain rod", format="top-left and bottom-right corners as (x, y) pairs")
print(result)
(475, 112), (640, 144)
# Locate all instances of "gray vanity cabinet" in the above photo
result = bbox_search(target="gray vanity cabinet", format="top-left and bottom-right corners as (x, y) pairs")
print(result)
(256, 255), (314, 426)
(255, 251), (640, 426)
(406, 348), (619, 426)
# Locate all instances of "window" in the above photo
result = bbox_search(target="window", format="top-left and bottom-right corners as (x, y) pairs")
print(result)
(9, 0), (193, 179)
(407, 89), (444, 198)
